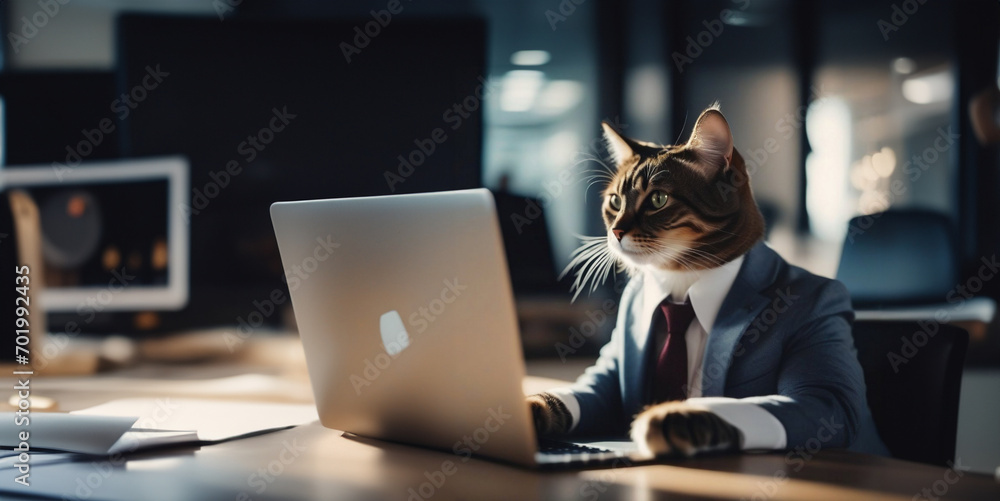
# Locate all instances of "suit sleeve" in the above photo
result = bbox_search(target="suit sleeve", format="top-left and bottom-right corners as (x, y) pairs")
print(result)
(549, 283), (641, 436)
(686, 397), (787, 450)
(739, 280), (866, 449)
(563, 321), (627, 435)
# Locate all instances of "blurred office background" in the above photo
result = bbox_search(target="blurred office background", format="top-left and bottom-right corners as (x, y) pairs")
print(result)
(1, 0), (999, 472)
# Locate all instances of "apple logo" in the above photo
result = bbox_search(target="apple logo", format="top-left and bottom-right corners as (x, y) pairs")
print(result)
(379, 310), (411, 356)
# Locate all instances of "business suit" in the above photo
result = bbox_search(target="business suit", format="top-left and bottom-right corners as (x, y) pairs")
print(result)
(566, 241), (888, 455)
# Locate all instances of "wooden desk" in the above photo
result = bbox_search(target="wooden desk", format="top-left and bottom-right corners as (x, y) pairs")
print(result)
(2, 338), (998, 501)
(10, 421), (1000, 501)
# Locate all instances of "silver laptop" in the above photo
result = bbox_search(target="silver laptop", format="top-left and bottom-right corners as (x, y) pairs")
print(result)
(270, 188), (641, 468)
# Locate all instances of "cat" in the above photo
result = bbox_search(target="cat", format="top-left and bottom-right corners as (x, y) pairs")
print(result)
(529, 104), (765, 457)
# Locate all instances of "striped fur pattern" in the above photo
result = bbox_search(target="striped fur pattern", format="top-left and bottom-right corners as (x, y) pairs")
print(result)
(527, 392), (573, 436)
(630, 401), (742, 458)
(563, 105), (765, 300)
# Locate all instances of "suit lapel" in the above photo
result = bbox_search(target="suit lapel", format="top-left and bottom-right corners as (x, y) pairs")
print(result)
(699, 243), (782, 396)
(624, 277), (651, 414)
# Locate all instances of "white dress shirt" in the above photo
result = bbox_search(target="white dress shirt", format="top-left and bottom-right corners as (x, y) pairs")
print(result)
(548, 255), (787, 451)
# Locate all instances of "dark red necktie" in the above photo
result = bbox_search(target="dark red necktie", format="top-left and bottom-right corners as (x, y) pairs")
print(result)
(651, 299), (696, 403)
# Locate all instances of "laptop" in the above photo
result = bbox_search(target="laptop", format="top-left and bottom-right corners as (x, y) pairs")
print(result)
(270, 188), (643, 468)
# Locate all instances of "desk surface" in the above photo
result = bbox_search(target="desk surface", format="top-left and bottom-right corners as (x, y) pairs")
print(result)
(3, 337), (999, 501)
(11, 421), (1000, 501)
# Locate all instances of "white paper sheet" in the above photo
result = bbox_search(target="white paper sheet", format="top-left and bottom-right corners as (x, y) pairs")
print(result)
(0, 413), (138, 455)
(72, 397), (319, 441)
(0, 398), (318, 457)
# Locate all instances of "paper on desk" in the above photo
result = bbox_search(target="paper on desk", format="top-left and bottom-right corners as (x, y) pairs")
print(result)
(72, 398), (319, 442)
(0, 413), (138, 455)
(0, 399), (318, 457)
(107, 429), (199, 455)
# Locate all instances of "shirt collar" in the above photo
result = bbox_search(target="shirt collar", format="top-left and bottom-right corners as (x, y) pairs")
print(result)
(640, 255), (745, 335)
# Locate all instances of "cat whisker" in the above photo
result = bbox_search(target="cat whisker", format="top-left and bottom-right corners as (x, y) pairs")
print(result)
(646, 241), (728, 270)
(581, 253), (610, 293)
(649, 235), (727, 254)
(581, 169), (615, 180)
(573, 153), (618, 176)
(653, 246), (703, 273)
(561, 240), (606, 277)
(653, 237), (714, 248)
(675, 251), (726, 269)
(586, 179), (614, 197)
(561, 235), (624, 301)
(698, 223), (742, 238)
(569, 247), (607, 269)
(674, 111), (689, 145)
(662, 247), (728, 268)
(581, 172), (615, 192)
(582, 177), (614, 187)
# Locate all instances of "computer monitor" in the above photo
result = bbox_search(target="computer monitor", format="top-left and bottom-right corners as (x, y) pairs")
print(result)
(0, 157), (189, 314)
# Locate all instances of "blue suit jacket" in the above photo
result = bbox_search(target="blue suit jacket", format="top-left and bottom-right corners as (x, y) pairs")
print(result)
(568, 242), (888, 455)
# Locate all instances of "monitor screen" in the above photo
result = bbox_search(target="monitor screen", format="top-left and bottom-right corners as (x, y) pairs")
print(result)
(0, 157), (189, 314)
(116, 14), (486, 332)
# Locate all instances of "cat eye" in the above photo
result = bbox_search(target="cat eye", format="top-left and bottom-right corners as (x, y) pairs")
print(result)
(650, 191), (669, 209)
(608, 194), (622, 211)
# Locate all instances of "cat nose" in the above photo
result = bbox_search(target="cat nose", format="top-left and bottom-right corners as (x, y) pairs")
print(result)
(613, 229), (625, 241)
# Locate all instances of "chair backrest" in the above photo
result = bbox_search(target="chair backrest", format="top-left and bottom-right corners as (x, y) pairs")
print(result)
(837, 210), (958, 307)
(852, 320), (968, 466)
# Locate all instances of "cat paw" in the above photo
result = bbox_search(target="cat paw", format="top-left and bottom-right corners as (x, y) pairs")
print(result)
(526, 393), (572, 436)
(630, 401), (741, 458)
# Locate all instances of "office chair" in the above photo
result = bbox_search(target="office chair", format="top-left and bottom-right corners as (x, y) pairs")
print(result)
(837, 209), (995, 326)
(852, 320), (969, 466)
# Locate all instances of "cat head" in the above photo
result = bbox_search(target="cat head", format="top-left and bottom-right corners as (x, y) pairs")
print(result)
(601, 105), (764, 272)
(565, 105), (765, 298)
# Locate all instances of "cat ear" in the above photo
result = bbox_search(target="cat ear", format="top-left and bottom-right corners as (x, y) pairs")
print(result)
(602, 121), (639, 165)
(687, 105), (734, 170)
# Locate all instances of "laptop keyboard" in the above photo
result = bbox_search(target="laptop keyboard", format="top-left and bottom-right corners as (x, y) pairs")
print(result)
(538, 438), (613, 455)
